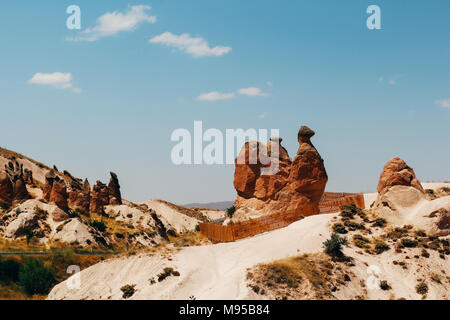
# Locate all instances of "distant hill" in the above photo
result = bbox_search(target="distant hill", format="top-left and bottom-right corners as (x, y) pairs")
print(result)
(183, 201), (234, 211)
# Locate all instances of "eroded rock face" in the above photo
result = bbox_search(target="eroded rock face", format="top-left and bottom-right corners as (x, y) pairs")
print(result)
(43, 170), (68, 209)
(68, 179), (91, 213)
(90, 181), (110, 214)
(0, 171), (14, 205)
(233, 126), (328, 220)
(377, 157), (424, 195)
(0, 159), (31, 205)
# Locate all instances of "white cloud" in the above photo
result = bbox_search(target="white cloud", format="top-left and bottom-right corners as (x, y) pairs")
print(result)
(257, 112), (268, 119)
(436, 99), (450, 109)
(28, 72), (81, 93)
(379, 75), (402, 85)
(388, 79), (397, 85)
(150, 32), (231, 57)
(197, 86), (270, 101)
(266, 81), (273, 87)
(197, 91), (235, 101)
(67, 5), (156, 42)
(238, 87), (270, 97)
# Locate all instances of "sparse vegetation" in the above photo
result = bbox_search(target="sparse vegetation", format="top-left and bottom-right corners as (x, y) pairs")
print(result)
(380, 280), (391, 291)
(226, 206), (236, 218)
(157, 267), (180, 282)
(264, 263), (301, 288)
(120, 284), (136, 299)
(332, 223), (347, 234)
(323, 233), (347, 257)
(415, 281), (428, 295)
(89, 220), (106, 233)
(247, 253), (341, 300)
(352, 234), (370, 249)
(18, 259), (55, 295)
(373, 239), (390, 254)
(430, 273), (442, 284)
(343, 220), (365, 231)
(372, 218), (387, 228)
(0, 258), (22, 284)
(401, 238), (418, 248)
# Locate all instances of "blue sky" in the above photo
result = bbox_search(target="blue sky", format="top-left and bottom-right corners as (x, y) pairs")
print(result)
(0, 0), (449, 204)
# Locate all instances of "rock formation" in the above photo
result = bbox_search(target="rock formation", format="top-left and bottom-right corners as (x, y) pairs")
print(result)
(90, 181), (110, 214)
(23, 169), (34, 185)
(233, 126), (328, 220)
(373, 157), (449, 236)
(0, 171), (13, 206)
(0, 159), (31, 206)
(377, 157), (424, 195)
(68, 178), (91, 213)
(90, 172), (123, 214)
(108, 172), (122, 205)
(43, 170), (68, 209)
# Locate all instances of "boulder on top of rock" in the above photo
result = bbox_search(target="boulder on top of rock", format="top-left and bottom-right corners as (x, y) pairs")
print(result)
(233, 125), (328, 221)
(377, 157), (424, 195)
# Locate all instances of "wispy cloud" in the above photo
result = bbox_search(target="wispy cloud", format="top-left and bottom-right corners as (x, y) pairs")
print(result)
(197, 91), (235, 101)
(150, 32), (231, 57)
(436, 99), (450, 109)
(67, 5), (156, 42)
(379, 74), (402, 85)
(197, 86), (270, 102)
(238, 87), (270, 97)
(28, 72), (81, 93)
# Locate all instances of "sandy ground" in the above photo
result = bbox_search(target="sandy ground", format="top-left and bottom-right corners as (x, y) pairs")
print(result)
(47, 182), (450, 300)
(48, 213), (334, 300)
(143, 200), (200, 233)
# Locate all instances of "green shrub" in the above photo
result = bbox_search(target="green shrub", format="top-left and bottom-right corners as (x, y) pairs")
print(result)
(353, 234), (370, 248)
(340, 204), (356, 219)
(226, 206), (236, 218)
(120, 284), (136, 299)
(380, 280), (391, 291)
(23, 228), (35, 244)
(344, 220), (365, 231)
(157, 267), (180, 282)
(373, 240), (390, 254)
(90, 220), (106, 232)
(415, 282), (428, 295)
(401, 238), (418, 248)
(332, 223), (347, 234)
(323, 233), (347, 257)
(0, 258), (23, 284)
(19, 259), (55, 295)
(373, 218), (387, 228)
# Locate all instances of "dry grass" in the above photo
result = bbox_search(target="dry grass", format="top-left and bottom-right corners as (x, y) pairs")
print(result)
(247, 253), (345, 300)
(168, 232), (211, 248)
